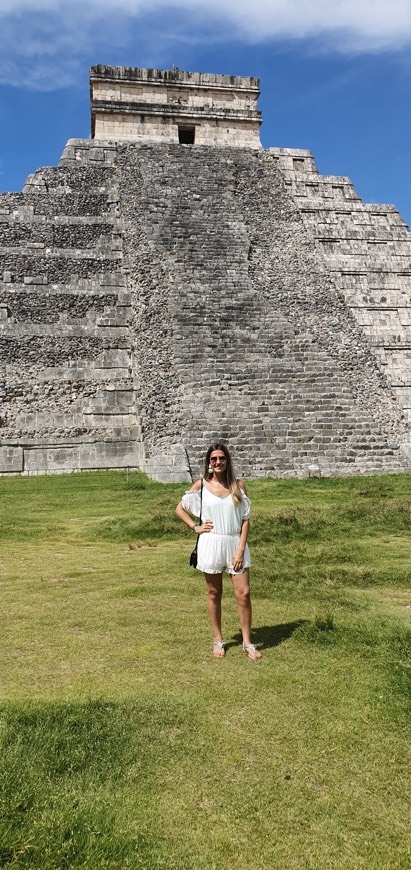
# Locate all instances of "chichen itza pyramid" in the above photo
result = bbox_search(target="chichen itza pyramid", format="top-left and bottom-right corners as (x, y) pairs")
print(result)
(0, 65), (410, 480)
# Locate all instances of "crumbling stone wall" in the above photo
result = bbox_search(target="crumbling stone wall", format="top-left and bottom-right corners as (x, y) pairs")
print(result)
(0, 137), (410, 479)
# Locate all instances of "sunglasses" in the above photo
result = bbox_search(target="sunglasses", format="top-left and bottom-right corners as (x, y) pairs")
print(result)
(210, 456), (227, 464)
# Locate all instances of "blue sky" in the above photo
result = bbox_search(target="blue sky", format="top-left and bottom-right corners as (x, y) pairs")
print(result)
(1, 0), (411, 227)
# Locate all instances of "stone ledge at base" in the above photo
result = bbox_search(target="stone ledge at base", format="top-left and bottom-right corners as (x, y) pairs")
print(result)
(143, 444), (192, 483)
(0, 440), (142, 475)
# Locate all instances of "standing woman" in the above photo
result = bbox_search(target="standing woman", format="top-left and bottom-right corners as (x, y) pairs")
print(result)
(175, 443), (262, 660)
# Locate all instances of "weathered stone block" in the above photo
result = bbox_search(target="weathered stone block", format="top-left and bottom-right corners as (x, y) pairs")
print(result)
(79, 440), (140, 469)
(24, 446), (80, 473)
(0, 446), (23, 472)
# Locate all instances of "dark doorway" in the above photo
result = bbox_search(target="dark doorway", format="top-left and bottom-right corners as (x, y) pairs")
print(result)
(178, 126), (195, 144)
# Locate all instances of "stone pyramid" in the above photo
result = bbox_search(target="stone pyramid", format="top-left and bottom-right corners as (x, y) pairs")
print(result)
(0, 66), (409, 479)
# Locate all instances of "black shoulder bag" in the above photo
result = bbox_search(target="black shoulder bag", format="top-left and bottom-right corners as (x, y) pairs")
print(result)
(189, 480), (203, 568)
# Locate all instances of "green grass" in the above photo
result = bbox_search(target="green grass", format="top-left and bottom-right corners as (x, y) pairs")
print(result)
(0, 471), (410, 868)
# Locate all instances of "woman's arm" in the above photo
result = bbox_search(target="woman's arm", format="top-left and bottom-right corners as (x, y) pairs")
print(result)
(231, 478), (250, 570)
(232, 519), (249, 571)
(175, 480), (213, 534)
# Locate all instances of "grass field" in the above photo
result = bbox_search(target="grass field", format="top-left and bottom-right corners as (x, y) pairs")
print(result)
(0, 470), (410, 869)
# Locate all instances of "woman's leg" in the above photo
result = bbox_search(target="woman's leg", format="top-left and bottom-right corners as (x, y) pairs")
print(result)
(231, 569), (262, 659)
(204, 572), (224, 656)
(231, 569), (252, 643)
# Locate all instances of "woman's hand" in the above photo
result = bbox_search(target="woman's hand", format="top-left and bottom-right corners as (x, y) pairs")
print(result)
(196, 521), (213, 534)
(232, 550), (245, 572)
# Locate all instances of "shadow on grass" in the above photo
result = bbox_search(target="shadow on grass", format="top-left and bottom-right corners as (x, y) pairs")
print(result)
(229, 620), (307, 651)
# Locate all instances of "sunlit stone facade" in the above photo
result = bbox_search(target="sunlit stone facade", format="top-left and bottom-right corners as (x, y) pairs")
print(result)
(90, 65), (262, 148)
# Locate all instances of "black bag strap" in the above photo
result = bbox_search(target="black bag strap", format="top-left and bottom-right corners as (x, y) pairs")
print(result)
(199, 477), (203, 524)
(193, 479), (203, 556)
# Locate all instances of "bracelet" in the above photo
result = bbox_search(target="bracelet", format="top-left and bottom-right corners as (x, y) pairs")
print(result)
(193, 524), (199, 532)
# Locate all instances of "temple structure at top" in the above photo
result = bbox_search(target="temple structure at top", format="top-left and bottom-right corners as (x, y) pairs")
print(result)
(89, 64), (262, 147)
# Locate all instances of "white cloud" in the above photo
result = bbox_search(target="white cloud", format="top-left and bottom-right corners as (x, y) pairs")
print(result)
(0, 0), (409, 46)
(1, 1), (411, 89)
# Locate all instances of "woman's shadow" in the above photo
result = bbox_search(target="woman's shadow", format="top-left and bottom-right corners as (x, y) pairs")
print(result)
(228, 620), (307, 651)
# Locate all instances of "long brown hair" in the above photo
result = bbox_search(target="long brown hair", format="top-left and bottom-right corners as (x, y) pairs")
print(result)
(203, 442), (242, 505)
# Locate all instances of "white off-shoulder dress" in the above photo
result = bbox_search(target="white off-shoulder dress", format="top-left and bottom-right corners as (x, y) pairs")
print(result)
(182, 483), (251, 575)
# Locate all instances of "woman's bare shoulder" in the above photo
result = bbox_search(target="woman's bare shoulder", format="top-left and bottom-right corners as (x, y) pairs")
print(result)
(238, 478), (248, 495)
(189, 478), (203, 492)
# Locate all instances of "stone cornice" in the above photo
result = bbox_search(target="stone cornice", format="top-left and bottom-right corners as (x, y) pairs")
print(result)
(91, 99), (262, 125)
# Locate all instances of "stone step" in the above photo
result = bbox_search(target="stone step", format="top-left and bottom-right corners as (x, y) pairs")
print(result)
(304, 217), (409, 240)
(28, 192), (115, 218)
(0, 220), (120, 250)
(0, 335), (130, 367)
(0, 291), (129, 326)
(0, 209), (118, 226)
(285, 179), (361, 202)
(0, 242), (121, 258)
(324, 253), (411, 271)
(23, 162), (115, 191)
(268, 147), (319, 175)
(59, 139), (118, 167)
(4, 361), (131, 381)
(316, 234), (411, 250)
(0, 253), (122, 284)
(0, 321), (130, 339)
(0, 275), (127, 291)
(301, 202), (402, 217)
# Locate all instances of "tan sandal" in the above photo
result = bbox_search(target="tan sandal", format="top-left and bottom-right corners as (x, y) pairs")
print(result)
(242, 642), (262, 660)
(213, 640), (225, 658)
